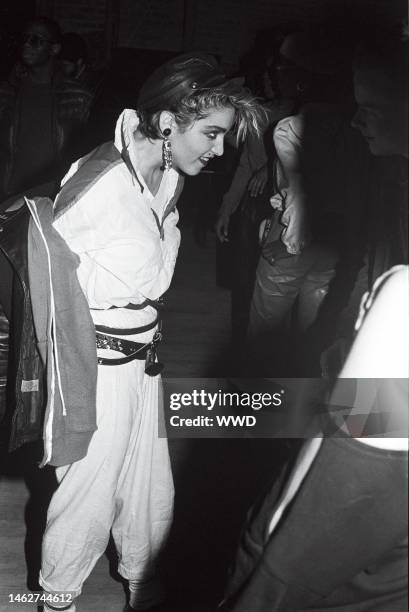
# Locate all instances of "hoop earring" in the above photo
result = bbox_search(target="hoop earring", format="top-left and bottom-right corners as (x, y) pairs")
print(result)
(162, 128), (172, 170)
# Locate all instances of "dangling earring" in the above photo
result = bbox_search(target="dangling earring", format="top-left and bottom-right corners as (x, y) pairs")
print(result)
(162, 128), (172, 170)
(296, 82), (306, 94)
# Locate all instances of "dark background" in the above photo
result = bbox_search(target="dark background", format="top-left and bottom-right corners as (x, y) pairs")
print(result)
(1, 0), (407, 82)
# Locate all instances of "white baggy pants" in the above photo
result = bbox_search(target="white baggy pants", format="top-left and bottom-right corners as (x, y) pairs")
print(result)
(39, 355), (174, 598)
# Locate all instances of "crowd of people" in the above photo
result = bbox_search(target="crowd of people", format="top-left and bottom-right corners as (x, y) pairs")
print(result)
(216, 23), (408, 380)
(216, 23), (408, 611)
(0, 9), (407, 612)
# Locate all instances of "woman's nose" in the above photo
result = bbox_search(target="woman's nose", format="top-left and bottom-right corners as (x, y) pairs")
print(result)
(212, 137), (224, 157)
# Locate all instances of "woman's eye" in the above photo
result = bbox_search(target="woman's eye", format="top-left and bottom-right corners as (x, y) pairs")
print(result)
(206, 132), (217, 140)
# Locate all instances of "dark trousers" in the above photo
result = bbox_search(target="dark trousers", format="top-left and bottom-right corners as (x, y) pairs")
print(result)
(247, 243), (338, 376)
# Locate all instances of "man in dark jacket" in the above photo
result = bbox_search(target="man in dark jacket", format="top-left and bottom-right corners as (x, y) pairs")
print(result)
(0, 16), (93, 205)
(0, 17), (93, 419)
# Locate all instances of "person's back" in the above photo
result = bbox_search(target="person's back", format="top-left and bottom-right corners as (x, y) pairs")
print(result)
(246, 31), (370, 375)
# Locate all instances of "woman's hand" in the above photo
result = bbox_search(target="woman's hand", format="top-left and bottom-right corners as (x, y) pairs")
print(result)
(280, 198), (311, 255)
(248, 164), (268, 198)
(215, 213), (231, 242)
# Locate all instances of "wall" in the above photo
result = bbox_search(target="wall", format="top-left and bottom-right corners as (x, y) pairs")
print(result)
(114, 0), (345, 71)
(119, 0), (185, 51)
(37, 0), (114, 66)
(115, 0), (407, 70)
(36, 0), (408, 70)
(38, 0), (107, 31)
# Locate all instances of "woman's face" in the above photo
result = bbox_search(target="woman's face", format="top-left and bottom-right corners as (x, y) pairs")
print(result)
(169, 106), (235, 175)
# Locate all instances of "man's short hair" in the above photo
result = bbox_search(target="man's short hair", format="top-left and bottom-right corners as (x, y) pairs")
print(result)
(25, 16), (62, 44)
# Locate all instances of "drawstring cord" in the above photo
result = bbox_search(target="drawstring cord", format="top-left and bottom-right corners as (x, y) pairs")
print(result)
(25, 197), (67, 422)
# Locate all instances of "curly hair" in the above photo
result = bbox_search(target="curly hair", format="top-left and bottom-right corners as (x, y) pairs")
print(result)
(137, 53), (270, 143)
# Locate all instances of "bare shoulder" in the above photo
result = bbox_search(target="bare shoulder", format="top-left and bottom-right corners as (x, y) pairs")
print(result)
(356, 437), (408, 451)
(372, 265), (408, 301)
(357, 265), (408, 331)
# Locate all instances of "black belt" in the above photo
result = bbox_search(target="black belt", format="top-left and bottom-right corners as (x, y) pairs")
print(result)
(94, 316), (159, 336)
(96, 330), (163, 375)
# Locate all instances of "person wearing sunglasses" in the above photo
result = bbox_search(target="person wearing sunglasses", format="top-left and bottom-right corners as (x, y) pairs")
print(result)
(0, 17), (93, 207)
(0, 18), (94, 524)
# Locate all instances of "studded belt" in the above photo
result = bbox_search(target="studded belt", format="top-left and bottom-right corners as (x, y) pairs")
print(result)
(96, 329), (164, 375)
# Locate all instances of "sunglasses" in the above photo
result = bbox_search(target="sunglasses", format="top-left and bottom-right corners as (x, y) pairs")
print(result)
(21, 33), (55, 48)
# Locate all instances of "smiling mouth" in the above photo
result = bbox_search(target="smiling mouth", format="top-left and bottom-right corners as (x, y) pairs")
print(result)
(198, 156), (212, 166)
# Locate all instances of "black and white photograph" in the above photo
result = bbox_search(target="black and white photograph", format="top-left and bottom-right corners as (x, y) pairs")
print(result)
(0, 0), (407, 611)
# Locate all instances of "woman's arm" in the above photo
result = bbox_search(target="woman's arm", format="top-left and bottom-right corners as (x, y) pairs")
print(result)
(273, 116), (310, 254)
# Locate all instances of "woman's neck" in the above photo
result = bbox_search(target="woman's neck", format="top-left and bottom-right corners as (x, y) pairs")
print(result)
(133, 129), (165, 195)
